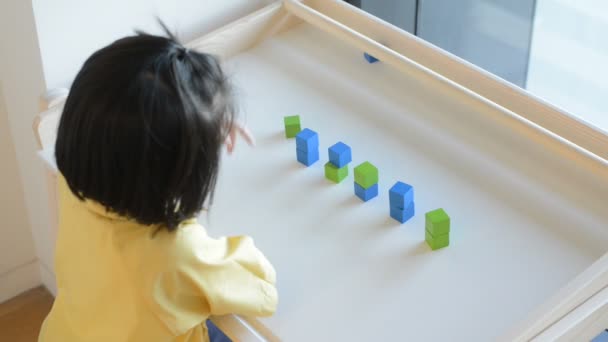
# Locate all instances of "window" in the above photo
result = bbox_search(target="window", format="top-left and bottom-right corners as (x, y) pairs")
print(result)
(347, 0), (608, 132)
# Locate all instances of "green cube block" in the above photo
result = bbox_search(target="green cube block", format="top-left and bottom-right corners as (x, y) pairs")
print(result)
(354, 161), (378, 189)
(284, 115), (300, 126)
(425, 208), (450, 236)
(284, 115), (301, 138)
(425, 229), (450, 250)
(324, 162), (348, 183)
(285, 126), (301, 138)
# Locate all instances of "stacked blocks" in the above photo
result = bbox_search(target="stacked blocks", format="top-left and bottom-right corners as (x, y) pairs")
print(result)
(364, 52), (379, 63)
(354, 162), (378, 201)
(284, 115), (301, 138)
(389, 182), (415, 223)
(325, 142), (352, 183)
(295, 128), (319, 166)
(425, 208), (450, 250)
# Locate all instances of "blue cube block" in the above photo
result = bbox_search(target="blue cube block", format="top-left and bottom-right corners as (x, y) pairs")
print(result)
(296, 148), (319, 166)
(328, 142), (352, 168)
(296, 128), (319, 151)
(390, 202), (415, 223)
(389, 181), (414, 209)
(364, 52), (379, 63)
(592, 330), (608, 342)
(354, 182), (378, 202)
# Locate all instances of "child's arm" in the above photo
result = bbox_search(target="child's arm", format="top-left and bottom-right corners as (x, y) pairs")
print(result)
(187, 233), (278, 317)
(141, 224), (278, 335)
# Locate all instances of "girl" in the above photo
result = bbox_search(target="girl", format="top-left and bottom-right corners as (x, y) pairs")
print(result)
(39, 25), (278, 342)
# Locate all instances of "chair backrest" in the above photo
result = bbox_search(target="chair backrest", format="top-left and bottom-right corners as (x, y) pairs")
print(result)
(32, 89), (67, 150)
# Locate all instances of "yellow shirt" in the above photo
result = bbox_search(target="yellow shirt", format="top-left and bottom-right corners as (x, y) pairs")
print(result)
(39, 176), (278, 342)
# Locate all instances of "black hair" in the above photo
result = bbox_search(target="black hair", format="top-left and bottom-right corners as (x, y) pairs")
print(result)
(55, 23), (235, 231)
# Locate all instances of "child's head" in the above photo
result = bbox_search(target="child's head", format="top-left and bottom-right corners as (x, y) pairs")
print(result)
(55, 26), (234, 231)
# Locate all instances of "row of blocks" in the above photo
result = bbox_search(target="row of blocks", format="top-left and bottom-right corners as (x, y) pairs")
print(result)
(388, 183), (450, 249)
(292, 122), (378, 202)
(285, 116), (451, 250)
(389, 182), (450, 249)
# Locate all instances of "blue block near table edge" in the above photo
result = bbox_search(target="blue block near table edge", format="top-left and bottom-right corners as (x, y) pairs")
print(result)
(364, 52), (379, 63)
(389, 181), (414, 209)
(592, 330), (608, 342)
(390, 202), (415, 223)
(296, 128), (319, 151)
(354, 182), (378, 201)
(328, 142), (352, 168)
(297, 148), (319, 166)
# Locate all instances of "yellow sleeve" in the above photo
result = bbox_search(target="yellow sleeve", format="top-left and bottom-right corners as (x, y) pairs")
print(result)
(145, 223), (278, 334)
(183, 228), (278, 317)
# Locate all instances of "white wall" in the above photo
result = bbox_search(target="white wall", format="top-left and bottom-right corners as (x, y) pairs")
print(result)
(0, 85), (40, 303)
(33, 0), (274, 90)
(527, 0), (608, 131)
(0, 0), (51, 301)
(0, 0), (274, 299)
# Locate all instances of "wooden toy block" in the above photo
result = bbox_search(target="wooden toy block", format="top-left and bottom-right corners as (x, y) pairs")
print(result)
(297, 148), (319, 166)
(364, 52), (379, 63)
(296, 128), (319, 151)
(324, 162), (348, 183)
(389, 181), (414, 209)
(425, 229), (450, 250)
(284, 115), (301, 138)
(354, 162), (378, 189)
(390, 202), (415, 224)
(425, 208), (450, 236)
(284, 115), (300, 126)
(286, 125), (301, 138)
(328, 142), (352, 168)
(591, 330), (608, 342)
(354, 182), (378, 202)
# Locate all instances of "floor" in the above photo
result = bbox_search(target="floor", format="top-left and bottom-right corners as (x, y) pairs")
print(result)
(0, 287), (54, 342)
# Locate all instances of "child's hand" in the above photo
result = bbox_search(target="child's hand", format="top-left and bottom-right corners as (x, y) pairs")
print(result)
(225, 122), (256, 154)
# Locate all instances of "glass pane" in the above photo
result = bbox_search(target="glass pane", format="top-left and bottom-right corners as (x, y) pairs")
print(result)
(417, 0), (535, 88)
(347, 0), (608, 131)
(526, 1), (608, 130)
(360, 0), (417, 34)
